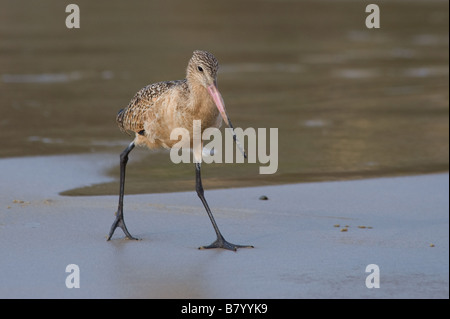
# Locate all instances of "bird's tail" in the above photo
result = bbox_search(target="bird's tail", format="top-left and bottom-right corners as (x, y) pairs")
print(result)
(116, 108), (126, 132)
(116, 108), (134, 136)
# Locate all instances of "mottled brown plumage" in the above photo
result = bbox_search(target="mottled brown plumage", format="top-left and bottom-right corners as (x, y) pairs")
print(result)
(116, 50), (223, 150)
(117, 79), (186, 135)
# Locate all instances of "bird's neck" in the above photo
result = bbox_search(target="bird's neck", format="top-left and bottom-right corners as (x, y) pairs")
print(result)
(187, 80), (220, 127)
(188, 81), (213, 111)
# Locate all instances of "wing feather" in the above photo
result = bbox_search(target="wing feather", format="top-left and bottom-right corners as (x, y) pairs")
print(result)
(116, 79), (186, 135)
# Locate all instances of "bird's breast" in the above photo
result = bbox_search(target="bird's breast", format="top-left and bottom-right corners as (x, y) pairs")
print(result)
(141, 84), (223, 149)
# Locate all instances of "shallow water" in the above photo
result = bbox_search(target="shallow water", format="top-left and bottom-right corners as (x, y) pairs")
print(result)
(0, 0), (448, 195)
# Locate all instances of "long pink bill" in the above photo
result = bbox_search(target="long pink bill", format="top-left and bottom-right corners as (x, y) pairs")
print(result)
(207, 84), (247, 159)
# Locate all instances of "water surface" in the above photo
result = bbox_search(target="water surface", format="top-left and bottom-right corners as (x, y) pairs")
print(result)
(0, 0), (448, 195)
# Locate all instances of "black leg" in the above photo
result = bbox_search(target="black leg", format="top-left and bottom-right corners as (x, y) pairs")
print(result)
(195, 163), (253, 251)
(107, 141), (138, 240)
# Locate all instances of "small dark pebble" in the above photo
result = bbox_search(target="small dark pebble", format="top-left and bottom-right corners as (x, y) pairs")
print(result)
(259, 195), (268, 200)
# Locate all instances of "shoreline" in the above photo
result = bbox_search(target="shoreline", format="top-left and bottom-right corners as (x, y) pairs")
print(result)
(2, 152), (447, 197)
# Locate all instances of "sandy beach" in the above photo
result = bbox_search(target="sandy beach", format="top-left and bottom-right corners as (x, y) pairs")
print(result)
(0, 154), (448, 298)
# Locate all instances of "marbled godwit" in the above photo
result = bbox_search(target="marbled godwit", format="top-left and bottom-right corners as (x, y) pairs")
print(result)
(107, 50), (253, 251)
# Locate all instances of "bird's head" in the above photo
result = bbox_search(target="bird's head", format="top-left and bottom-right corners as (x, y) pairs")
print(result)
(187, 50), (219, 88)
(187, 50), (229, 127)
(187, 50), (247, 158)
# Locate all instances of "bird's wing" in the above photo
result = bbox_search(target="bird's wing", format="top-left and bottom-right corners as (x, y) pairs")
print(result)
(116, 79), (186, 135)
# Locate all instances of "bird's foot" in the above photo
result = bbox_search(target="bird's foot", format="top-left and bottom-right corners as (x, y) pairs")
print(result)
(198, 235), (253, 251)
(107, 212), (139, 241)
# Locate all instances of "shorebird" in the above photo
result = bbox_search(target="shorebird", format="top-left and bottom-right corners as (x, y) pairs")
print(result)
(107, 50), (253, 251)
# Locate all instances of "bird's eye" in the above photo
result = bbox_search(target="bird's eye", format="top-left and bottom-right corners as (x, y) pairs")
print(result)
(197, 66), (203, 72)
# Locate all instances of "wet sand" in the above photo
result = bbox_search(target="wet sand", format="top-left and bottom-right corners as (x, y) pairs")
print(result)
(0, 154), (448, 298)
